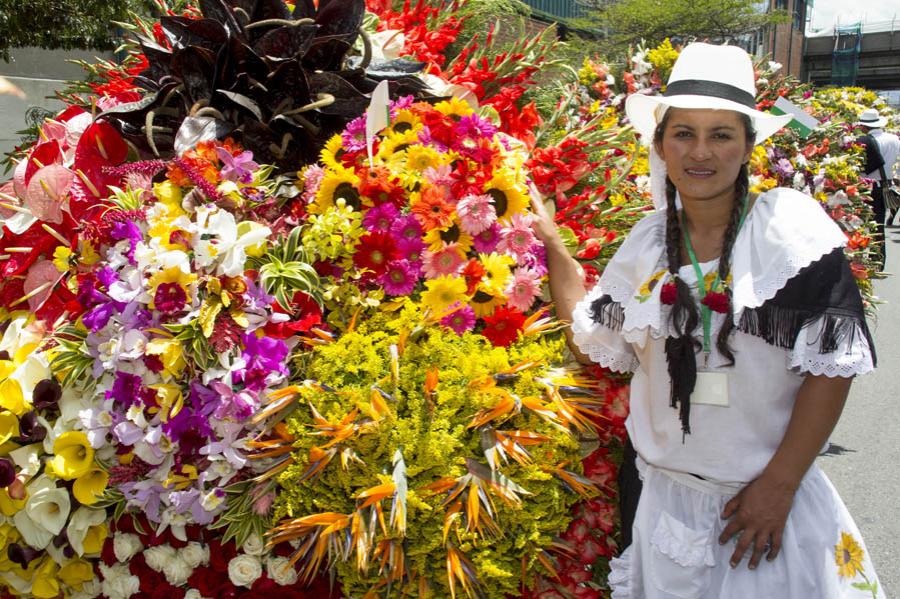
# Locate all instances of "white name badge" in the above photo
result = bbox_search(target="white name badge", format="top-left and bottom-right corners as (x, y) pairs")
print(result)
(692, 372), (729, 407)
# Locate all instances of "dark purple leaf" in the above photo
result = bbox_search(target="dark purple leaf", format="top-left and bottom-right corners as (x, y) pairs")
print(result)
(253, 22), (318, 60)
(250, 0), (292, 22)
(308, 71), (368, 117)
(160, 17), (228, 51)
(315, 0), (365, 39)
(198, 0), (243, 37)
(302, 37), (352, 72)
(218, 89), (264, 120)
(171, 46), (216, 104)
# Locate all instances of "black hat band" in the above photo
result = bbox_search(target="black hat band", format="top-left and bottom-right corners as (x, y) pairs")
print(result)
(663, 79), (757, 110)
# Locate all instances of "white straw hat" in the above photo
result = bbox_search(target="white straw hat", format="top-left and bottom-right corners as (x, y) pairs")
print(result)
(625, 42), (793, 146)
(857, 108), (887, 128)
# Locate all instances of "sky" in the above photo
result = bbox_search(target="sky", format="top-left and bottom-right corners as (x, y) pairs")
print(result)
(807, 0), (900, 33)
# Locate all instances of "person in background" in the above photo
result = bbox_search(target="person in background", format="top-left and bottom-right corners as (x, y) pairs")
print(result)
(857, 108), (899, 266)
(532, 42), (884, 598)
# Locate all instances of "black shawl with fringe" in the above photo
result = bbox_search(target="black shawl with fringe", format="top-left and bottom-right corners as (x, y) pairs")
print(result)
(590, 246), (876, 435)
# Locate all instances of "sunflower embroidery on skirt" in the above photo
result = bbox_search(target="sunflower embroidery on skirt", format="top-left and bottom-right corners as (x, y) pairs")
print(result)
(835, 531), (879, 598)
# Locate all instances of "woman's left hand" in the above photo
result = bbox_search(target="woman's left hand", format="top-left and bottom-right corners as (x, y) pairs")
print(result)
(718, 474), (797, 569)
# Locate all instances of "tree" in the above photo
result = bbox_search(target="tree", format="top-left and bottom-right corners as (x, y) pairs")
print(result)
(0, 0), (154, 62)
(577, 0), (788, 52)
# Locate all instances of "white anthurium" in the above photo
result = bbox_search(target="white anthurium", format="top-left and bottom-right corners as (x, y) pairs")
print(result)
(2, 210), (37, 235)
(420, 74), (479, 109)
(68, 506), (107, 555)
(370, 29), (406, 60)
(13, 475), (71, 549)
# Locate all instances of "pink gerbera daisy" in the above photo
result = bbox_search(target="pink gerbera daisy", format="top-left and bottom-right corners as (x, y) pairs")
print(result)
(440, 303), (476, 335)
(472, 223), (501, 254)
(505, 268), (542, 312)
(498, 213), (537, 261)
(457, 193), (497, 235)
(341, 116), (368, 152)
(363, 203), (400, 233)
(391, 214), (423, 241)
(379, 259), (419, 296)
(423, 243), (466, 278)
(397, 237), (427, 263)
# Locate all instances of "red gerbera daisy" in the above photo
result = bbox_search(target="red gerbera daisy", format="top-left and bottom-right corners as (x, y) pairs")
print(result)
(480, 305), (526, 347)
(353, 232), (399, 275)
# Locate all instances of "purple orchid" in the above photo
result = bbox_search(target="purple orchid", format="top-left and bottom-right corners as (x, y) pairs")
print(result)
(215, 147), (259, 184)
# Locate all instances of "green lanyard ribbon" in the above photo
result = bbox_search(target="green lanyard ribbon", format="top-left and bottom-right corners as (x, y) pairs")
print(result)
(681, 197), (750, 357)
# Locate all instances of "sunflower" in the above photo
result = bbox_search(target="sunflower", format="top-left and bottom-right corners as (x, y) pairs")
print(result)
(483, 171), (528, 223)
(834, 532), (865, 579)
(469, 283), (506, 318)
(320, 134), (346, 170)
(423, 224), (473, 253)
(313, 166), (362, 213)
(421, 275), (468, 315)
(435, 97), (474, 119)
(386, 108), (423, 137)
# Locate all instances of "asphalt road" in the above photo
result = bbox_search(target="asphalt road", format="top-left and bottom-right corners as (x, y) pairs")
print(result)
(817, 225), (900, 596)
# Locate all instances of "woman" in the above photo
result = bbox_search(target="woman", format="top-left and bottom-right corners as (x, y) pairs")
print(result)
(533, 43), (884, 597)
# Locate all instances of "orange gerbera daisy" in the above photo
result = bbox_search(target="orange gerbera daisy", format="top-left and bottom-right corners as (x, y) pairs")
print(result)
(411, 186), (455, 230)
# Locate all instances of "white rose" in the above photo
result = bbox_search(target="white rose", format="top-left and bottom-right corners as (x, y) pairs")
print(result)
(184, 591), (208, 599)
(99, 563), (140, 599)
(266, 555), (298, 586)
(113, 532), (143, 562)
(241, 533), (265, 556)
(179, 542), (210, 569)
(163, 556), (193, 586)
(143, 545), (177, 572)
(227, 554), (262, 588)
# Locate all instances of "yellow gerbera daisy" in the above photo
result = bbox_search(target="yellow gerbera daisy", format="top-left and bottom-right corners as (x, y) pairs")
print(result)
(421, 275), (467, 315)
(470, 284), (506, 318)
(835, 531), (865, 579)
(423, 224), (473, 253)
(483, 172), (528, 223)
(313, 166), (362, 213)
(479, 252), (514, 294)
(435, 97), (474, 119)
(320, 134), (345, 170)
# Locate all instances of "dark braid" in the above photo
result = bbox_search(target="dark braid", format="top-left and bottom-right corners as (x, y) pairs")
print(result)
(715, 161), (751, 365)
(653, 109), (756, 434)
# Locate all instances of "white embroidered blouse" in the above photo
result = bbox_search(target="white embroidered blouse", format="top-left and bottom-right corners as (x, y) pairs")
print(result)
(571, 188), (875, 483)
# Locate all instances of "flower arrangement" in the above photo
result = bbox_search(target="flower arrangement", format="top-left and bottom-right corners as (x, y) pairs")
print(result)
(268, 301), (608, 598)
(298, 95), (547, 340)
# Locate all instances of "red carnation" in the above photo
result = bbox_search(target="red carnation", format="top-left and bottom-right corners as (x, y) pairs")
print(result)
(701, 290), (730, 313)
(660, 282), (677, 305)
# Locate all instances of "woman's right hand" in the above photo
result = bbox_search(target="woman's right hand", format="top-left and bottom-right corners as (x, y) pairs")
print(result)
(528, 184), (561, 245)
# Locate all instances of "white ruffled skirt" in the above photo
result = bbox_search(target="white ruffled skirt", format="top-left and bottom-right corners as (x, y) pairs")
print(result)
(609, 461), (885, 599)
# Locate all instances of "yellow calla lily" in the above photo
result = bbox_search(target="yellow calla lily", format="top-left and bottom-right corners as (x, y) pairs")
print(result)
(0, 411), (18, 445)
(0, 378), (26, 416)
(48, 432), (94, 480)
(30, 557), (59, 599)
(81, 523), (108, 555)
(58, 557), (94, 587)
(0, 486), (27, 516)
(73, 467), (109, 506)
